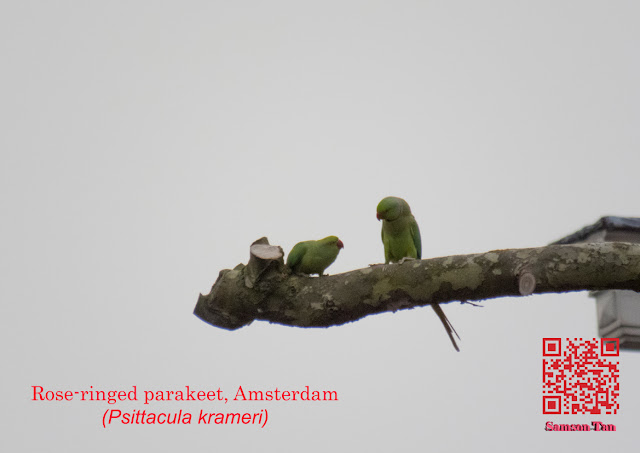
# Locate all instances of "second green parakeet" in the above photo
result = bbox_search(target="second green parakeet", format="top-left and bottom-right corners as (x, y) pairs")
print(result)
(377, 196), (460, 351)
(376, 196), (422, 264)
(286, 236), (344, 276)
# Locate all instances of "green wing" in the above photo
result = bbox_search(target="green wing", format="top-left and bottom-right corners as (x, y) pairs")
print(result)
(410, 216), (422, 259)
(381, 228), (391, 264)
(286, 242), (307, 269)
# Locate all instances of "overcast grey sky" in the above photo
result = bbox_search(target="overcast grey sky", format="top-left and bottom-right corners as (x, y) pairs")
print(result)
(2, 1), (639, 451)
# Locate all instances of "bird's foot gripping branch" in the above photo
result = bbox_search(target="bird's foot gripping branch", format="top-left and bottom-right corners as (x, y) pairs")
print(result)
(194, 239), (640, 332)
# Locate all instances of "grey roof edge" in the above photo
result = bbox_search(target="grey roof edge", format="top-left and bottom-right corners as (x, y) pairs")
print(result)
(550, 216), (640, 245)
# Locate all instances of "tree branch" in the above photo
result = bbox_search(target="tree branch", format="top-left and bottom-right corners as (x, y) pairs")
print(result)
(194, 240), (640, 330)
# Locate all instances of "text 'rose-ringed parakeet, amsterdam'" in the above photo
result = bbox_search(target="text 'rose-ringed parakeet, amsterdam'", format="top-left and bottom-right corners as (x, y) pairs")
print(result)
(376, 196), (460, 351)
(286, 236), (344, 276)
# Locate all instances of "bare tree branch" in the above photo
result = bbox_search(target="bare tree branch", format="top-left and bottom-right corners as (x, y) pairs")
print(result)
(194, 240), (640, 330)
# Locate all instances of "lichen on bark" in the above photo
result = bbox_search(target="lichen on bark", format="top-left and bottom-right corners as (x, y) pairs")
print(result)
(194, 240), (640, 330)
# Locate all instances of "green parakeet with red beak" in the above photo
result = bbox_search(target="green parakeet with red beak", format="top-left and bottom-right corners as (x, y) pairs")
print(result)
(286, 236), (344, 276)
(377, 196), (460, 351)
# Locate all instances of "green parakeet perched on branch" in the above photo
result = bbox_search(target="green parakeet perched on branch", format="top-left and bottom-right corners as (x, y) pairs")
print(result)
(377, 196), (460, 351)
(286, 236), (344, 276)
(376, 196), (422, 264)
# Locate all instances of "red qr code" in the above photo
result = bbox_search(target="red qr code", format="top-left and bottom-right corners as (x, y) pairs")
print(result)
(542, 338), (619, 415)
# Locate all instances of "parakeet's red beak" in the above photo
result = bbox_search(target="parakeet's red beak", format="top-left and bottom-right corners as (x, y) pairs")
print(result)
(376, 212), (381, 221)
(337, 239), (344, 249)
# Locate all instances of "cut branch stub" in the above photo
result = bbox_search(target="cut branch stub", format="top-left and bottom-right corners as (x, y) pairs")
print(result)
(244, 237), (285, 288)
(518, 272), (536, 296)
(194, 237), (287, 330)
(194, 240), (640, 330)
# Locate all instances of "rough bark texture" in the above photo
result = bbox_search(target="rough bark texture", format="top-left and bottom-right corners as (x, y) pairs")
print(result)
(194, 240), (640, 330)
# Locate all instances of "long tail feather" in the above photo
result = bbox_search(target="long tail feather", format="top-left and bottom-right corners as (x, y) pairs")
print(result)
(431, 303), (460, 352)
